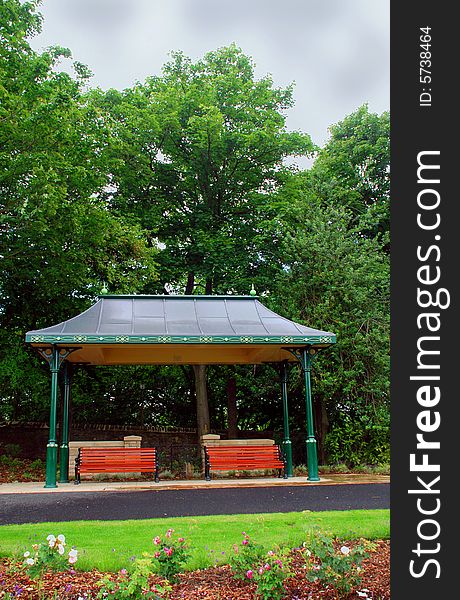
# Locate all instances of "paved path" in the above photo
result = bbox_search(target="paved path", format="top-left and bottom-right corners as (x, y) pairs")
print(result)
(0, 483), (389, 525)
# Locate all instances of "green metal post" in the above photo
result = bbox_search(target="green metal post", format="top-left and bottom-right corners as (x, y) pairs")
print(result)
(280, 361), (293, 477)
(301, 348), (320, 482)
(59, 362), (72, 483)
(45, 347), (60, 488)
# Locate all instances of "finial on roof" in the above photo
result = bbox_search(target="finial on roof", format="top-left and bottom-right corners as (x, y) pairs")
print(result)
(101, 281), (108, 295)
(249, 283), (257, 296)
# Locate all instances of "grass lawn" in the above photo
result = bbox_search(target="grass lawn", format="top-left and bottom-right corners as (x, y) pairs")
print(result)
(0, 509), (389, 572)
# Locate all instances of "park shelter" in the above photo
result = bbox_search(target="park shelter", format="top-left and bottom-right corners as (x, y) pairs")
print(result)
(25, 295), (336, 487)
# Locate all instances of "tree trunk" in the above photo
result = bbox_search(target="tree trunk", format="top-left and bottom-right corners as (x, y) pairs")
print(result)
(192, 365), (210, 439)
(185, 273), (195, 295)
(227, 376), (238, 438)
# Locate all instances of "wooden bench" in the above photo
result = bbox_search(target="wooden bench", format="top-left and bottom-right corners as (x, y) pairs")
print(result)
(74, 447), (159, 484)
(204, 445), (287, 481)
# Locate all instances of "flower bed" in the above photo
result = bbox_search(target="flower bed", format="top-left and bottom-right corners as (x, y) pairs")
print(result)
(0, 540), (389, 599)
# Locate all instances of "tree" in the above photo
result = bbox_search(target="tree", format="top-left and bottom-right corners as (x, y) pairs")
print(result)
(92, 45), (314, 437)
(272, 169), (390, 464)
(310, 105), (390, 246)
(0, 0), (158, 418)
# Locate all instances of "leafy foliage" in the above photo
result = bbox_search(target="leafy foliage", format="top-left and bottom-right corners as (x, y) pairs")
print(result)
(97, 559), (170, 599)
(229, 533), (292, 600)
(304, 531), (368, 596)
(0, 0), (157, 415)
(90, 44), (314, 295)
(21, 533), (78, 579)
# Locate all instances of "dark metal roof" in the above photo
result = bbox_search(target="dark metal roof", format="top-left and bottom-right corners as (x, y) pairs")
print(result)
(25, 295), (336, 347)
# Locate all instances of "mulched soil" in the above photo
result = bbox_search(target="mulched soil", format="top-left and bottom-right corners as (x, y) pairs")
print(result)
(0, 541), (389, 599)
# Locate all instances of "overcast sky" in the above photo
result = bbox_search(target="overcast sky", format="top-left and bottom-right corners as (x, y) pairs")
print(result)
(31, 0), (389, 147)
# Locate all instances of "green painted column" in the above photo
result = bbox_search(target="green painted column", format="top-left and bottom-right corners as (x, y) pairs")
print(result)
(301, 348), (320, 482)
(45, 347), (60, 488)
(59, 362), (73, 483)
(280, 361), (293, 477)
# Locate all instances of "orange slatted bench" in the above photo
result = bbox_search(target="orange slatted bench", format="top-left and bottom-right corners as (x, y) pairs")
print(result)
(204, 445), (287, 481)
(74, 447), (159, 484)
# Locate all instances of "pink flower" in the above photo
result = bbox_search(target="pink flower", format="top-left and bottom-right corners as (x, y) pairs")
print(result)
(165, 529), (174, 539)
(164, 547), (173, 556)
(242, 539), (248, 545)
(246, 570), (253, 579)
(178, 537), (185, 543)
(154, 551), (161, 558)
(153, 536), (161, 545)
(258, 566), (264, 575)
(68, 556), (77, 565)
(120, 568), (127, 576)
(264, 563), (271, 571)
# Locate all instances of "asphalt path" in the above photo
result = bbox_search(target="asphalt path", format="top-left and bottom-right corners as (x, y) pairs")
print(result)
(0, 483), (389, 525)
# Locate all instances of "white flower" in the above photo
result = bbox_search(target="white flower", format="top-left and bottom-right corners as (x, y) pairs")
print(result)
(47, 534), (56, 547)
(57, 544), (65, 555)
(340, 545), (350, 555)
(68, 548), (78, 564)
(26, 558), (35, 566)
(57, 534), (66, 544)
(357, 592), (368, 598)
(23, 551), (30, 558)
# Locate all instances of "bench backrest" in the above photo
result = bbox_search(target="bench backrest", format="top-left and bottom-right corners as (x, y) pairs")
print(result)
(77, 447), (157, 473)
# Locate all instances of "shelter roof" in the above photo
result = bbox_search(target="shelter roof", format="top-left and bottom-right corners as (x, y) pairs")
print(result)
(25, 295), (335, 365)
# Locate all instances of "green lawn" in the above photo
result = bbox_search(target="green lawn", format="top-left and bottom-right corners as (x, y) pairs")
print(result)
(0, 509), (389, 572)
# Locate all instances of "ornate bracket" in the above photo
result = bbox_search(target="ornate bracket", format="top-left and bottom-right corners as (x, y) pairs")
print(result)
(283, 346), (320, 372)
(36, 347), (81, 373)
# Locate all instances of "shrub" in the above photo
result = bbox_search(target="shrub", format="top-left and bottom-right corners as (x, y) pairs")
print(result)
(150, 529), (190, 582)
(158, 469), (175, 480)
(229, 533), (292, 600)
(251, 548), (292, 600)
(3, 443), (22, 458)
(318, 463), (349, 474)
(96, 528), (189, 596)
(304, 531), (368, 595)
(371, 463), (390, 475)
(293, 464), (308, 476)
(21, 533), (78, 579)
(29, 458), (45, 470)
(97, 559), (171, 599)
(229, 532), (265, 580)
(325, 410), (390, 466)
(0, 455), (21, 468)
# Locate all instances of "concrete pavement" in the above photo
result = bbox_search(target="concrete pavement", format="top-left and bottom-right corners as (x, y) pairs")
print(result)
(0, 473), (389, 495)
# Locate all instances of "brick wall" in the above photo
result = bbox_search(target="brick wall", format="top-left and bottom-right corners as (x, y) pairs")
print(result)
(0, 423), (308, 466)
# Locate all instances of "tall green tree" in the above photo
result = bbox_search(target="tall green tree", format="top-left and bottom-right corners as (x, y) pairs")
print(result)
(310, 105), (390, 246)
(273, 168), (390, 464)
(92, 45), (314, 436)
(0, 0), (158, 419)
